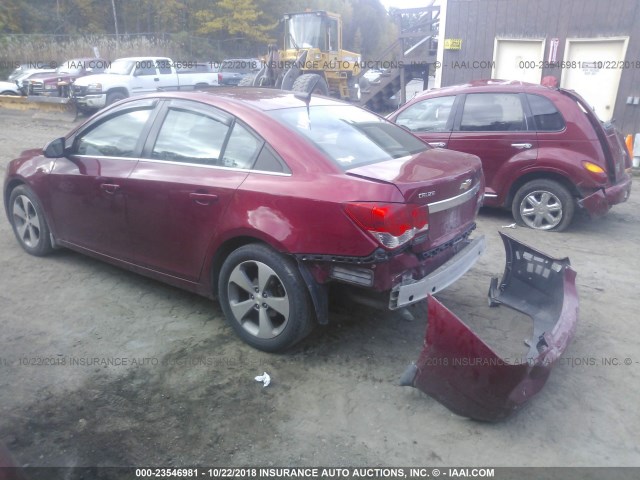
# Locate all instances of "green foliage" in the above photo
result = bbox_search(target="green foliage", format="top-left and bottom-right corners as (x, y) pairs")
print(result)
(196, 0), (274, 42)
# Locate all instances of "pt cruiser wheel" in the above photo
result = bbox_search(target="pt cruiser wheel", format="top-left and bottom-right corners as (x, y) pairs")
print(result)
(9, 185), (53, 256)
(512, 179), (575, 232)
(218, 244), (313, 352)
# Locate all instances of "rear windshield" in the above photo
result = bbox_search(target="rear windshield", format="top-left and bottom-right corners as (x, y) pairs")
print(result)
(268, 105), (428, 168)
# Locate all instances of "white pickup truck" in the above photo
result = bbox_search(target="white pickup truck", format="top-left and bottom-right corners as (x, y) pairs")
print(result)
(72, 57), (218, 111)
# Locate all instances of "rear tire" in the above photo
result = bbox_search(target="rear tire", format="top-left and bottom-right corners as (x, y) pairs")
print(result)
(9, 185), (54, 256)
(218, 244), (314, 352)
(291, 74), (329, 96)
(512, 179), (575, 231)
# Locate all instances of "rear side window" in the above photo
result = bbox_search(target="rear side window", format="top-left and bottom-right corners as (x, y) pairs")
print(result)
(395, 96), (455, 132)
(221, 122), (263, 169)
(526, 94), (565, 131)
(151, 109), (230, 165)
(253, 146), (291, 174)
(460, 93), (526, 131)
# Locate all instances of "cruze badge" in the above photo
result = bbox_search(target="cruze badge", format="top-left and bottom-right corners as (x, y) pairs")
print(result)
(460, 179), (472, 190)
(418, 191), (436, 199)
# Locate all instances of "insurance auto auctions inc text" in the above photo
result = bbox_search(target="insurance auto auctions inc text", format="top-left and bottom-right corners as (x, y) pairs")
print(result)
(234, 467), (495, 478)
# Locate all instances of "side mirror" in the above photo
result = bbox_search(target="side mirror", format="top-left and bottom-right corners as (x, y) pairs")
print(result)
(43, 137), (65, 158)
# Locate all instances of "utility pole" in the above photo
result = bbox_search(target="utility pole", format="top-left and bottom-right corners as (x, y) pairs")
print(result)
(111, 0), (119, 55)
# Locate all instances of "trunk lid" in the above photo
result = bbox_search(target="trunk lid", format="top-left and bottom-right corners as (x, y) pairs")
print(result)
(345, 148), (484, 247)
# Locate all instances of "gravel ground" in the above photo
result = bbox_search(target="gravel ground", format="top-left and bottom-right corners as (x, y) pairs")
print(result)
(0, 109), (639, 475)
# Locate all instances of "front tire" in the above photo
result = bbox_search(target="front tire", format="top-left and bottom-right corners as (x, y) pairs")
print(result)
(106, 91), (126, 106)
(291, 74), (329, 96)
(512, 179), (575, 231)
(218, 244), (314, 352)
(9, 185), (54, 256)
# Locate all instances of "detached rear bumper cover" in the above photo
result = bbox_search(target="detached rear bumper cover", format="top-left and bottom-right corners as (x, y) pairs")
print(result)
(401, 233), (578, 421)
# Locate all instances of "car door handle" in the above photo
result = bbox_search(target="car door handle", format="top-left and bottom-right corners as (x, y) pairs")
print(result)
(189, 192), (219, 206)
(511, 143), (533, 149)
(100, 183), (120, 194)
(154, 77), (160, 82)
(429, 142), (447, 148)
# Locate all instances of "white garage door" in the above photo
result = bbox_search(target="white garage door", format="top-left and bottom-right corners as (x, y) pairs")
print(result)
(493, 39), (545, 83)
(561, 37), (629, 122)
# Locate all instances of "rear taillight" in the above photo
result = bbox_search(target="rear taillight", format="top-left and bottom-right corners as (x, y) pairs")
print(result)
(582, 161), (608, 182)
(218, 73), (223, 83)
(344, 202), (429, 249)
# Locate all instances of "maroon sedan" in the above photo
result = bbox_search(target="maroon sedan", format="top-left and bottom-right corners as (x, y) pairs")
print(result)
(388, 80), (632, 231)
(4, 89), (485, 352)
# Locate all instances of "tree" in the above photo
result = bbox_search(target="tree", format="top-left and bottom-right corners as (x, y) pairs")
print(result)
(196, 0), (275, 43)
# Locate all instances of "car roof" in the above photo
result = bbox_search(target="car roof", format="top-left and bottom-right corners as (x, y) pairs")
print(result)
(415, 79), (559, 98)
(149, 88), (347, 112)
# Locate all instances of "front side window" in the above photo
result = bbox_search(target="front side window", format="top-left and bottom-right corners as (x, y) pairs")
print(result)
(156, 60), (172, 75)
(134, 61), (156, 76)
(526, 94), (565, 131)
(460, 93), (526, 131)
(396, 95), (455, 132)
(74, 109), (152, 157)
(106, 59), (135, 75)
(327, 18), (338, 51)
(151, 109), (230, 165)
(269, 105), (428, 169)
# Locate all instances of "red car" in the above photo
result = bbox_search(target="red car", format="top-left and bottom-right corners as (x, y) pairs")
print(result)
(4, 89), (485, 352)
(388, 80), (632, 231)
(23, 58), (108, 97)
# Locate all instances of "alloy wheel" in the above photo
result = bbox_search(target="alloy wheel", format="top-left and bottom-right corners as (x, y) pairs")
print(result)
(226, 260), (290, 339)
(12, 195), (42, 248)
(519, 190), (563, 230)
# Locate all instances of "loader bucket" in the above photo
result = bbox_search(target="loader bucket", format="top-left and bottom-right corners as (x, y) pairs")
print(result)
(27, 95), (78, 121)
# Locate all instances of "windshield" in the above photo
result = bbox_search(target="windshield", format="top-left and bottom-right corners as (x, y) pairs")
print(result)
(105, 59), (135, 75)
(268, 105), (428, 169)
(286, 14), (324, 50)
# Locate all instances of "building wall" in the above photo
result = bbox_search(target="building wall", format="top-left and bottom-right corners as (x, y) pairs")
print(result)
(441, 0), (640, 135)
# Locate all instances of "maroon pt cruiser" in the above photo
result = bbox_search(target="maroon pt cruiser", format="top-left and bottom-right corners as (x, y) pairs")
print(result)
(388, 80), (633, 231)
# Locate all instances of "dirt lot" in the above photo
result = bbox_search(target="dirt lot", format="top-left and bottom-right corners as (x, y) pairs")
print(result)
(0, 109), (639, 473)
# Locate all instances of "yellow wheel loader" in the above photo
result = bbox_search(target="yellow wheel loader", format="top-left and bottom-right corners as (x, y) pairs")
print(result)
(240, 11), (362, 100)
